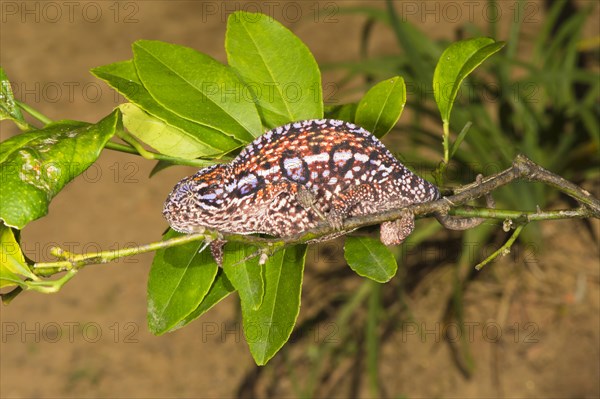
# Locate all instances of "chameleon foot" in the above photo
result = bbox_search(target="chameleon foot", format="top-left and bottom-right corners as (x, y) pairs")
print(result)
(296, 185), (327, 221)
(325, 207), (344, 231)
(210, 239), (226, 268)
(380, 209), (415, 245)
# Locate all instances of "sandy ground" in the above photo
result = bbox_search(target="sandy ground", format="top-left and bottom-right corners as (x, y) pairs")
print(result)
(1, 1), (599, 398)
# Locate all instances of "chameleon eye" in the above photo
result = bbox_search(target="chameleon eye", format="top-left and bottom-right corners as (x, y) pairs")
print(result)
(197, 185), (224, 209)
(172, 181), (195, 203)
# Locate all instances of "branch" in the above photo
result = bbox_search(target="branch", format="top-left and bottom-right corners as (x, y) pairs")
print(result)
(34, 232), (214, 275)
(287, 154), (599, 242)
(32, 154), (599, 276)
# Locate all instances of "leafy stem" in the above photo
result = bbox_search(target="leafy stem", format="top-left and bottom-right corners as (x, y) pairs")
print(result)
(443, 120), (450, 165)
(435, 120), (452, 183)
(117, 128), (158, 160)
(25, 269), (80, 293)
(475, 225), (524, 271)
(16, 100), (52, 126)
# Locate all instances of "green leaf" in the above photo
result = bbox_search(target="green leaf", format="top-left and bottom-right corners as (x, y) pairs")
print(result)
(149, 160), (175, 178)
(92, 60), (241, 157)
(0, 67), (28, 130)
(226, 11), (323, 128)
(176, 269), (235, 331)
(132, 40), (262, 143)
(355, 76), (406, 138)
(0, 224), (34, 288)
(0, 267), (23, 289)
(147, 230), (219, 335)
(344, 236), (398, 283)
(223, 243), (264, 311)
(120, 103), (214, 159)
(433, 38), (505, 123)
(0, 112), (119, 229)
(243, 245), (306, 365)
(324, 103), (357, 122)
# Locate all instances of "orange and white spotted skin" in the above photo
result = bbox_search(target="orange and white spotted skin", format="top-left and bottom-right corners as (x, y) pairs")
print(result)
(163, 119), (440, 264)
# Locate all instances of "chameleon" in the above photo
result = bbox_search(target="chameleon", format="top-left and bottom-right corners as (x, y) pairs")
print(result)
(163, 119), (444, 265)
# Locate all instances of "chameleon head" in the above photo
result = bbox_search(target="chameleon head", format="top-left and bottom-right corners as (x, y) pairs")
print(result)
(162, 164), (233, 233)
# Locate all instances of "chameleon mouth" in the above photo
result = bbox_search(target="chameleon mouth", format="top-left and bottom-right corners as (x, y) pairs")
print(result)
(181, 225), (206, 234)
(162, 212), (207, 235)
(162, 200), (190, 233)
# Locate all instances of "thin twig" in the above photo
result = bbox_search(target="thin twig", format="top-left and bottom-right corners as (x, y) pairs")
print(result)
(475, 225), (525, 271)
(34, 232), (216, 273)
